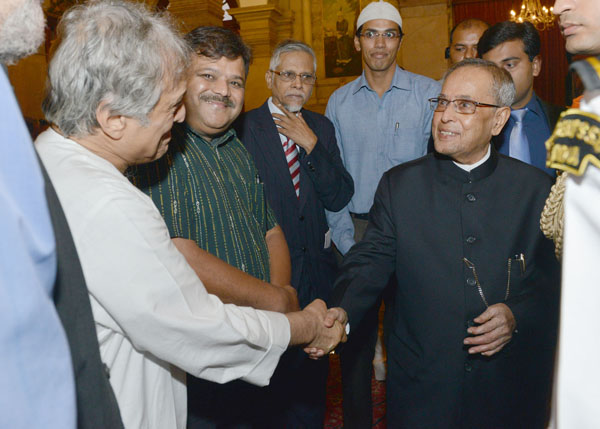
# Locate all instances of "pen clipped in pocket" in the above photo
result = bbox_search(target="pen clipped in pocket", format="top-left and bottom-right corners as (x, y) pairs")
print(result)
(324, 228), (331, 249)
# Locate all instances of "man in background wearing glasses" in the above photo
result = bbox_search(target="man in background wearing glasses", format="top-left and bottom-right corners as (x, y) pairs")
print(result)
(237, 39), (353, 428)
(324, 1), (440, 426)
(330, 58), (560, 427)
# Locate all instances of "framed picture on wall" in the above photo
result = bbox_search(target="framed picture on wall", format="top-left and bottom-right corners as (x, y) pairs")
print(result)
(322, 0), (363, 78)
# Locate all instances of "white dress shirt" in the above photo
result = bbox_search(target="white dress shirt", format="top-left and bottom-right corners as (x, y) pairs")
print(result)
(267, 96), (289, 145)
(35, 129), (290, 429)
(453, 144), (491, 171)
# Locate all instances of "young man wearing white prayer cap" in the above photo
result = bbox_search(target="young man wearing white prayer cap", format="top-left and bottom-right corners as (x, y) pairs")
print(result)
(324, 1), (440, 427)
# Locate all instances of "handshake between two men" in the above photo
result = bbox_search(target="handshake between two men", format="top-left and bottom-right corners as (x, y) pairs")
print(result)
(285, 299), (348, 358)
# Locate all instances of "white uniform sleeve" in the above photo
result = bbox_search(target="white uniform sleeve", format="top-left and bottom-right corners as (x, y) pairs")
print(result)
(556, 97), (600, 428)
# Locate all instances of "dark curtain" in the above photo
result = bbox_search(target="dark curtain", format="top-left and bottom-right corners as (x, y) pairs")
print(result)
(452, 0), (570, 106)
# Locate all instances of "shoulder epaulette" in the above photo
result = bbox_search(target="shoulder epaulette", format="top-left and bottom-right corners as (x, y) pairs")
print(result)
(546, 57), (600, 175)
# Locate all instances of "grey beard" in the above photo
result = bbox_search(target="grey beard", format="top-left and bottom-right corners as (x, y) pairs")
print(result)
(0, 0), (45, 65)
(283, 102), (302, 113)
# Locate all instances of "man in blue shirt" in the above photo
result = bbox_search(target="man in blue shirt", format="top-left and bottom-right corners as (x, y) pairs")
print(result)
(0, 0), (76, 427)
(324, 1), (440, 426)
(478, 21), (564, 177)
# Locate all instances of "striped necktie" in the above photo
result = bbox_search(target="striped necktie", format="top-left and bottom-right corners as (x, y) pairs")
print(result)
(509, 108), (531, 163)
(283, 137), (300, 198)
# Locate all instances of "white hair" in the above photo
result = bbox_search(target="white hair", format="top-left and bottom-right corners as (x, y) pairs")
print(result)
(269, 40), (317, 73)
(0, 0), (45, 65)
(444, 58), (515, 107)
(42, 0), (190, 137)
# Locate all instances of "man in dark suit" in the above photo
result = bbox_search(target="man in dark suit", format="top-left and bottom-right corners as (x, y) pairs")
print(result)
(327, 59), (560, 428)
(478, 20), (565, 176)
(237, 39), (353, 427)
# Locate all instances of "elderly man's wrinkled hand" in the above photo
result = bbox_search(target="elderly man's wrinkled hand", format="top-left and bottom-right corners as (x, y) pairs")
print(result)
(271, 99), (318, 154)
(301, 303), (347, 360)
(323, 306), (348, 329)
(463, 303), (516, 357)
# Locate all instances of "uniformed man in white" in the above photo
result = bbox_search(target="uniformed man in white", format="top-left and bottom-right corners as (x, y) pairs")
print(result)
(549, 0), (600, 426)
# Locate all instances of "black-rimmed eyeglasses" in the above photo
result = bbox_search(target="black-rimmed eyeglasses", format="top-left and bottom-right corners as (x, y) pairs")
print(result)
(270, 70), (317, 85)
(428, 97), (500, 115)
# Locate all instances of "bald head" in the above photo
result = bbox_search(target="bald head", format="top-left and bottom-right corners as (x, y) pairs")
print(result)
(448, 18), (490, 64)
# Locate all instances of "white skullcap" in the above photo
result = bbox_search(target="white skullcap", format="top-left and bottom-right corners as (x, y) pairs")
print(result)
(356, 1), (402, 31)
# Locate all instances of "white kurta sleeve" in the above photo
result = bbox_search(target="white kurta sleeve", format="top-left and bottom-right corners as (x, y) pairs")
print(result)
(76, 184), (290, 386)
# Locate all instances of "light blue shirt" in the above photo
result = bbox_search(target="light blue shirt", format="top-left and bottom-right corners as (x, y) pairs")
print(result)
(0, 68), (75, 428)
(325, 66), (441, 254)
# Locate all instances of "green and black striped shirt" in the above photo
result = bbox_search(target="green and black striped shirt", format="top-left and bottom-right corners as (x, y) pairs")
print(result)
(131, 123), (277, 282)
